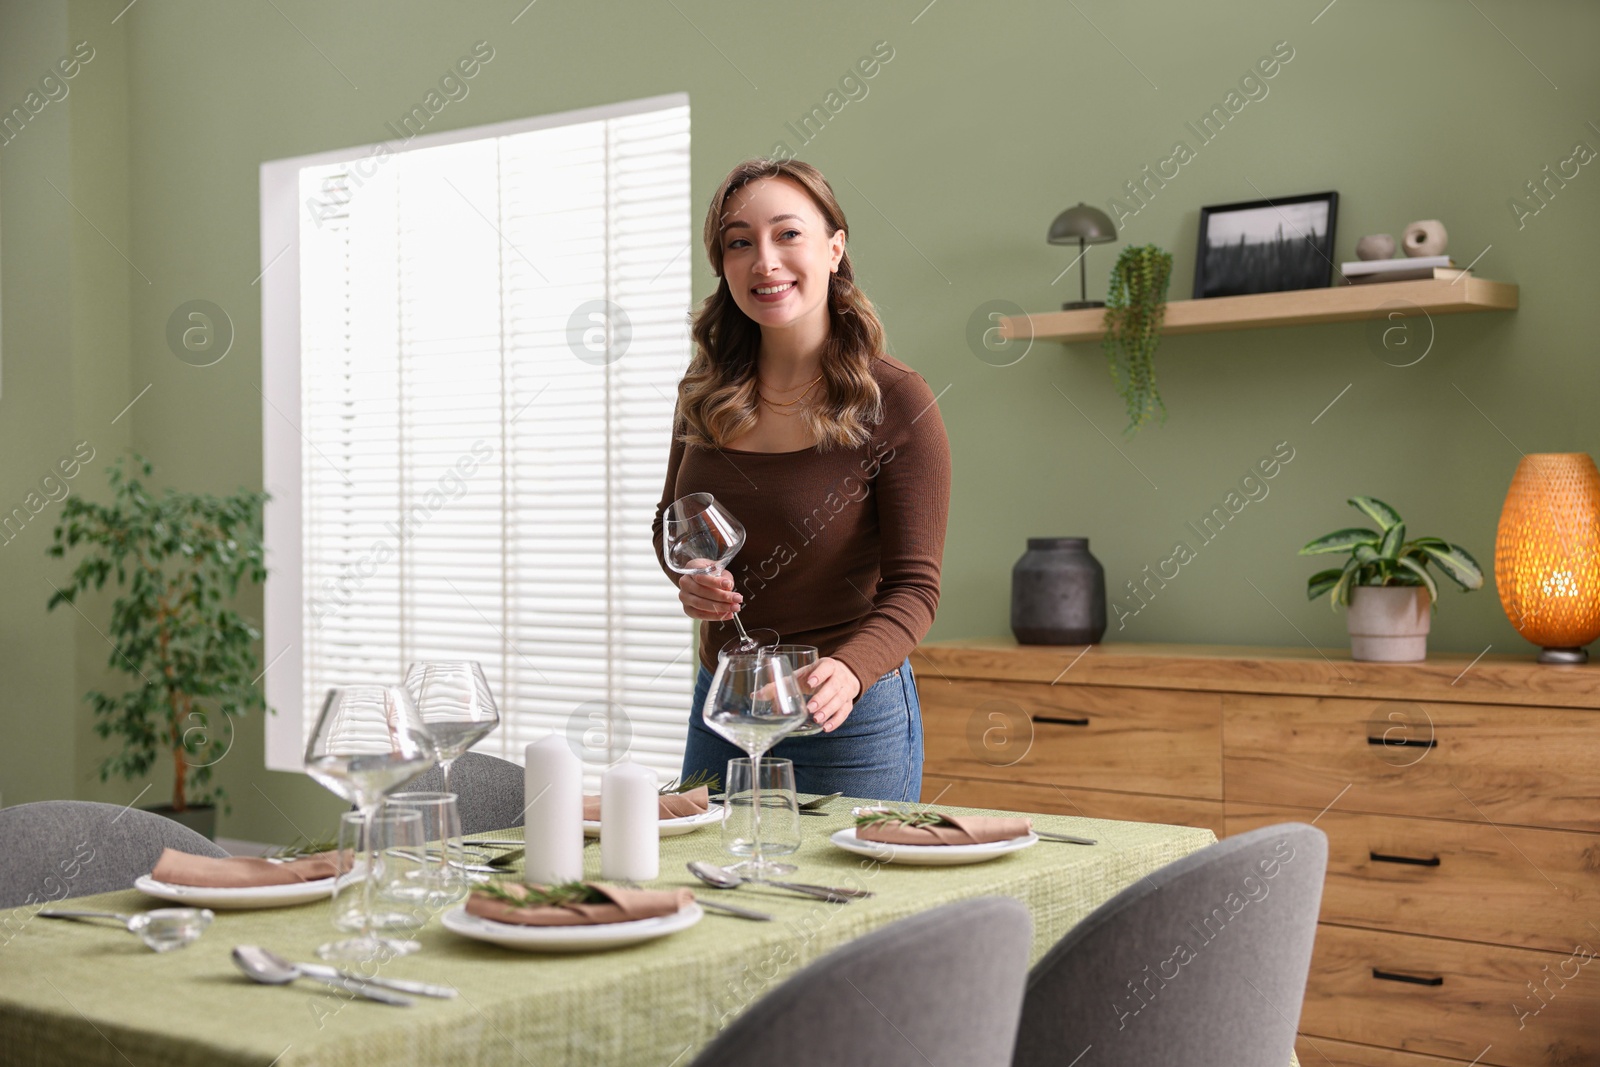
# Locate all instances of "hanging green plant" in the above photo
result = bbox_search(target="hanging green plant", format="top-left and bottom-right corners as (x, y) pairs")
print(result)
(1101, 244), (1174, 434)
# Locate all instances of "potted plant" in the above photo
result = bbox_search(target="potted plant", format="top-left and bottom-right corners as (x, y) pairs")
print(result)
(1102, 243), (1173, 434)
(1300, 496), (1484, 662)
(47, 455), (269, 838)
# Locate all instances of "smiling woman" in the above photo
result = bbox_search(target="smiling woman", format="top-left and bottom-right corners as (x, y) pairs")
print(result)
(653, 158), (952, 803)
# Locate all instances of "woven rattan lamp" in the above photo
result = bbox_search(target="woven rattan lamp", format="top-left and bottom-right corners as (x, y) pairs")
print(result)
(1494, 453), (1600, 663)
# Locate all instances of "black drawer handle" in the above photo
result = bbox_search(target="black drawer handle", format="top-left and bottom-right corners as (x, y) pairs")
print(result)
(1372, 968), (1443, 987)
(1366, 736), (1436, 749)
(1033, 715), (1090, 727)
(1370, 851), (1441, 867)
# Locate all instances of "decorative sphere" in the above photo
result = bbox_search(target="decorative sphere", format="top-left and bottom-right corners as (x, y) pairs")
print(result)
(1402, 220), (1448, 258)
(1356, 234), (1395, 261)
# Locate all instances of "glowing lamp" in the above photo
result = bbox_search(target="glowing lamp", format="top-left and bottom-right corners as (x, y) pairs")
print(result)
(1494, 453), (1600, 664)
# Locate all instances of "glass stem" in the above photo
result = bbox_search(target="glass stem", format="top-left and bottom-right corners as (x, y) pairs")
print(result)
(360, 804), (377, 947)
(440, 757), (456, 798)
(749, 750), (763, 875)
(711, 562), (754, 645)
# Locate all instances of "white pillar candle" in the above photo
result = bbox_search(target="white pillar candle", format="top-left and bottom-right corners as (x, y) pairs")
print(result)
(600, 760), (659, 883)
(523, 735), (583, 885)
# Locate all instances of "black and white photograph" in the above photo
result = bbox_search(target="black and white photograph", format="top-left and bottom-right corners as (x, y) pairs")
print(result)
(1193, 191), (1338, 298)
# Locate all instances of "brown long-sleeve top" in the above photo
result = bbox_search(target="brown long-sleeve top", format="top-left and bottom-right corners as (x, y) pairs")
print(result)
(652, 354), (952, 689)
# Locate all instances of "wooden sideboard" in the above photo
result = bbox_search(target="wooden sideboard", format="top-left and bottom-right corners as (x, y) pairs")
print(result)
(914, 638), (1600, 1067)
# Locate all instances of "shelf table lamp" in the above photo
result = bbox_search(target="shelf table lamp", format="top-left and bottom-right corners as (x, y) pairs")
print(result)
(1048, 203), (1117, 311)
(1494, 452), (1600, 663)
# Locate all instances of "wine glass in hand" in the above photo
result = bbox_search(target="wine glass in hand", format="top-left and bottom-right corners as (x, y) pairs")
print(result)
(701, 651), (810, 878)
(304, 684), (437, 961)
(768, 645), (822, 737)
(663, 493), (766, 653)
(403, 660), (500, 797)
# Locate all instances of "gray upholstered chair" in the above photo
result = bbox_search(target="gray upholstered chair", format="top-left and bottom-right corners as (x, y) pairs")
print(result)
(400, 751), (525, 835)
(690, 896), (1033, 1067)
(0, 800), (229, 909)
(1012, 822), (1327, 1067)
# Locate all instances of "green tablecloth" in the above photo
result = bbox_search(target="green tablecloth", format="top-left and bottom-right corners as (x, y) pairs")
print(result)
(0, 801), (1219, 1067)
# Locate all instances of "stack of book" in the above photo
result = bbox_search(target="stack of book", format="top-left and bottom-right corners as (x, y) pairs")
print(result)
(1339, 255), (1466, 284)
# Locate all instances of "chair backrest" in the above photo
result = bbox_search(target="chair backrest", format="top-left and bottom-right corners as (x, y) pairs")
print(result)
(0, 800), (229, 909)
(691, 896), (1033, 1067)
(1012, 823), (1327, 1067)
(401, 751), (525, 835)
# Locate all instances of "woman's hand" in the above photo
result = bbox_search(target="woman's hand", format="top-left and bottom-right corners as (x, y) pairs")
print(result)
(803, 658), (862, 733)
(677, 558), (742, 622)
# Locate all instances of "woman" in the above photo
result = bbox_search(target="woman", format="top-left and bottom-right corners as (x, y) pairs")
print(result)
(652, 158), (952, 803)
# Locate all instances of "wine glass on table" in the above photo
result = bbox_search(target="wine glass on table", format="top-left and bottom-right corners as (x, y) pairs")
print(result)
(403, 660), (500, 797)
(304, 684), (437, 961)
(663, 493), (775, 656)
(701, 651), (810, 878)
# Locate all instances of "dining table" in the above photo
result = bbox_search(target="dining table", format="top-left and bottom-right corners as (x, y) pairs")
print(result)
(0, 798), (1299, 1067)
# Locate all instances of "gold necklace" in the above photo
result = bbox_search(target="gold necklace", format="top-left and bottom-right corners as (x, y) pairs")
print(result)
(758, 376), (823, 413)
(757, 373), (823, 406)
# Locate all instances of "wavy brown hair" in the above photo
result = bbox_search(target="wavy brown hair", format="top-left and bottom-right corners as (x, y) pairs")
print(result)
(676, 158), (886, 451)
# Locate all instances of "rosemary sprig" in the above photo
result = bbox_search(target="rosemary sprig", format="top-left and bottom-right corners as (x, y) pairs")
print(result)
(659, 769), (719, 795)
(267, 836), (340, 859)
(472, 880), (608, 908)
(853, 808), (948, 829)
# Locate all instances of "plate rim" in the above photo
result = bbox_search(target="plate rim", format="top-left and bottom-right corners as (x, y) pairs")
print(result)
(829, 827), (1039, 855)
(582, 802), (722, 832)
(134, 873), (339, 895)
(441, 901), (703, 944)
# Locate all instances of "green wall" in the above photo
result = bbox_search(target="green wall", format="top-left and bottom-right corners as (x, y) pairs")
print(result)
(2, 0), (1595, 840)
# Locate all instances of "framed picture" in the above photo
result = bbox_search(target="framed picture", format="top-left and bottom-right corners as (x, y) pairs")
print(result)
(1193, 191), (1338, 299)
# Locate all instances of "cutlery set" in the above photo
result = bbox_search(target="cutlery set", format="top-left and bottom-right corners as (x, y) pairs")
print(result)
(706, 790), (843, 817)
(232, 944), (457, 1007)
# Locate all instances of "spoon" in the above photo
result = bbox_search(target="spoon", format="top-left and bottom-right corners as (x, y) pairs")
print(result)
(231, 945), (412, 1006)
(686, 862), (871, 902)
(40, 908), (213, 952)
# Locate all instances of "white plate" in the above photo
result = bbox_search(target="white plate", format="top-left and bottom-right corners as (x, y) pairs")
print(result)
(133, 873), (343, 910)
(828, 828), (1039, 866)
(583, 804), (721, 839)
(441, 902), (703, 952)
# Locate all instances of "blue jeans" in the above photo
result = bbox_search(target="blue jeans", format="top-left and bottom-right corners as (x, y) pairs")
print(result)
(681, 658), (924, 803)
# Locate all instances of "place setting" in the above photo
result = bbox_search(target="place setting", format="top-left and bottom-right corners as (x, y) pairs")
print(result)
(444, 644), (877, 952)
(829, 805), (1098, 866)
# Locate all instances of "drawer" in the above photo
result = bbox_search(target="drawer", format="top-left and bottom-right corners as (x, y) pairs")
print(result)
(1299, 924), (1600, 1066)
(924, 775), (1225, 836)
(1228, 805), (1600, 953)
(922, 680), (1221, 799)
(1296, 1035), (1470, 1067)
(1223, 694), (1600, 831)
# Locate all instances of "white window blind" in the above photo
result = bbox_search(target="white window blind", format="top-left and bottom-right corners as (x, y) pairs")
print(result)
(264, 97), (694, 789)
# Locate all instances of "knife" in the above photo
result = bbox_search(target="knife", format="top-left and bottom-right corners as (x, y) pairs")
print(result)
(696, 899), (773, 921)
(298, 962), (459, 999)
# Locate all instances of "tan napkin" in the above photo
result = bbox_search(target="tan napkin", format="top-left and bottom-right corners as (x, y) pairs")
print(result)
(465, 882), (695, 926)
(582, 786), (710, 822)
(150, 847), (352, 888)
(856, 814), (1032, 846)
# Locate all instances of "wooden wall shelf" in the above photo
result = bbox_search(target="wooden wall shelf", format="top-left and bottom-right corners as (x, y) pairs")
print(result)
(999, 276), (1519, 344)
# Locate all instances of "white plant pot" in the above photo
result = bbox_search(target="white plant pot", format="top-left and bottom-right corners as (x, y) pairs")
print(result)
(1346, 585), (1432, 662)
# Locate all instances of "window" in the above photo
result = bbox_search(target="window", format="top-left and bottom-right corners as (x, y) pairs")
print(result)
(260, 93), (694, 789)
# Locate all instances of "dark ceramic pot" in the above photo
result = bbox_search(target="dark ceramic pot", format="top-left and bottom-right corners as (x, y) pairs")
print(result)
(1010, 537), (1107, 645)
(145, 804), (217, 841)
